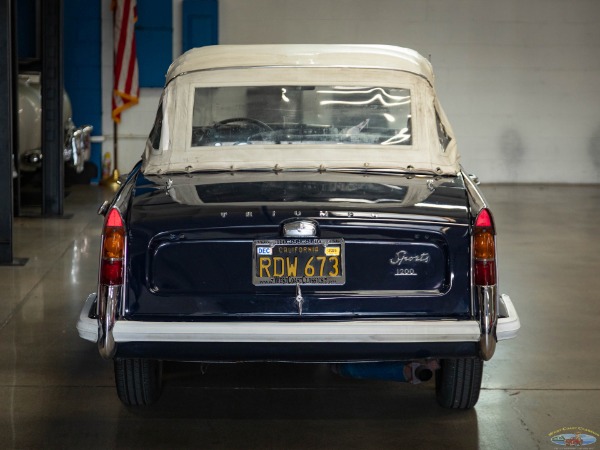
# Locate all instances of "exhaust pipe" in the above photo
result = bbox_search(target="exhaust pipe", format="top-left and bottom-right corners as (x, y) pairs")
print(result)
(414, 365), (433, 382)
(331, 361), (438, 384)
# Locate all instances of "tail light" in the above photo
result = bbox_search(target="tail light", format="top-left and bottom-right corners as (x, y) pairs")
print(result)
(473, 208), (496, 286)
(100, 208), (125, 285)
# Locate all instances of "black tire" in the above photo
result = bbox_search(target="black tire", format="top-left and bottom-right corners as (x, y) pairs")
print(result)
(114, 358), (163, 406)
(435, 358), (483, 409)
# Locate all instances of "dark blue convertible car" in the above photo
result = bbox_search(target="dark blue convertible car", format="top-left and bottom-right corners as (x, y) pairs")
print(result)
(77, 44), (520, 409)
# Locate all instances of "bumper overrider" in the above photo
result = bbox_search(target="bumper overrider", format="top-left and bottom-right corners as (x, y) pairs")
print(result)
(20, 123), (93, 173)
(77, 290), (520, 361)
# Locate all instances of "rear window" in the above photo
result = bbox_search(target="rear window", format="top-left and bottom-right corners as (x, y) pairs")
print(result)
(193, 181), (408, 203)
(190, 85), (412, 147)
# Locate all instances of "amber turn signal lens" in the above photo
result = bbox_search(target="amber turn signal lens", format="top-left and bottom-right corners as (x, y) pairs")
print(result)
(473, 229), (495, 260)
(103, 227), (125, 259)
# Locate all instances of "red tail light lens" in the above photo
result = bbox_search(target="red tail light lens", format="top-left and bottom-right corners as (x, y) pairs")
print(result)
(100, 260), (123, 285)
(473, 208), (496, 286)
(100, 208), (125, 285)
(474, 259), (496, 286)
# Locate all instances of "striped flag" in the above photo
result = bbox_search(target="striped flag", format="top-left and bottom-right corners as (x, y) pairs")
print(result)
(112, 0), (139, 123)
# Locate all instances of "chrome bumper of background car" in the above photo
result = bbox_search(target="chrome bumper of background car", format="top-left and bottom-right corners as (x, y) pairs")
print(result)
(68, 124), (94, 173)
(77, 293), (520, 349)
(20, 124), (93, 173)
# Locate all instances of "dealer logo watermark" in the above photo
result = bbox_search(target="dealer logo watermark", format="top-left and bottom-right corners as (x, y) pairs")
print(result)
(549, 427), (598, 448)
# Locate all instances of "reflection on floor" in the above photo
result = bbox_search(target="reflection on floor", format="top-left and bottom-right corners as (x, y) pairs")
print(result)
(0, 184), (599, 449)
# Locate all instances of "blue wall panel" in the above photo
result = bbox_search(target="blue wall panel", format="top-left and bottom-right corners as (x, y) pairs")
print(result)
(64, 0), (102, 182)
(182, 0), (218, 52)
(136, 0), (172, 87)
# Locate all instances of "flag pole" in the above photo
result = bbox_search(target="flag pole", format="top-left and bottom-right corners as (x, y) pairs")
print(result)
(111, 0), (119, 185)
(103, 0), (120, 188)
(111, 119), (120, 183)
(102, 124), (120, 187)
(103, 70), (119, 188)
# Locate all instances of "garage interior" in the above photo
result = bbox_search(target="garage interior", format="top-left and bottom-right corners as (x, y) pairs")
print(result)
(1, 1), (599, 449)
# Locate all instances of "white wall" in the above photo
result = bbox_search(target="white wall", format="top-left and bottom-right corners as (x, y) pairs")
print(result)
(102, 0), (600, 183)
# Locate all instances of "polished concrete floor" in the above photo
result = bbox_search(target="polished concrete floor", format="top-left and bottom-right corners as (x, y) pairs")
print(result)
(0, 184), (599, 449)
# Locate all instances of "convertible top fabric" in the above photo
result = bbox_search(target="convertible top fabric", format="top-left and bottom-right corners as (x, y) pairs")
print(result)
(165, 44), (436, 86)
(142, 45), (460, 175)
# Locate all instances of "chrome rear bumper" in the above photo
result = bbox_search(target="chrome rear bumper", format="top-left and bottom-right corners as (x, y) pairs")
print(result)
(77, 293), (519, 353)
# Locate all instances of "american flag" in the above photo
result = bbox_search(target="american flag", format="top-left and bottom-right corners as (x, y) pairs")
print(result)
(112, 0), (139, 123)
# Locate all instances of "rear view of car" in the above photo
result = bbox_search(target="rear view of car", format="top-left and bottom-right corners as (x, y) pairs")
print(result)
(77, 44), (520, 409)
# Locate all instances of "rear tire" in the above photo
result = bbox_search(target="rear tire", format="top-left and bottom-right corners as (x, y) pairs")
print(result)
(435, 358), (483, 409)
(114, 358), (163, 406)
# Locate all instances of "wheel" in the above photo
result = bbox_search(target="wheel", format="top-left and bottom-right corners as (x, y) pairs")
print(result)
(114, 358), (163, 406)
(435, 358), (483, 409)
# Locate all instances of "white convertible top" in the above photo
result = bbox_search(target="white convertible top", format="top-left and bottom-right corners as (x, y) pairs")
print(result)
(166, 44), (435, 86)
(142, 45), (460, 175)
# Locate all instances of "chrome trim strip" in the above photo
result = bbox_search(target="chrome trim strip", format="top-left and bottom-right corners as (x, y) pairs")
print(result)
(96, 285), (122, 359)
(461, 168), (487, 214)
(477, 285), (498, 360)
(311, 289), (442, 296)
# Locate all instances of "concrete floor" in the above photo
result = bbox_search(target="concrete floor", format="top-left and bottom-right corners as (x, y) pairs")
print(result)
(0, 184), (599, 449)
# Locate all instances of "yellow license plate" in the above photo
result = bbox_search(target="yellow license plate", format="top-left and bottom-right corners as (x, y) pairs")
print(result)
(252, 238), (345, 285)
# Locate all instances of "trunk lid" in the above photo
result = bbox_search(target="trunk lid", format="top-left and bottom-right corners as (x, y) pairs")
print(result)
(124, 171), (472, 320)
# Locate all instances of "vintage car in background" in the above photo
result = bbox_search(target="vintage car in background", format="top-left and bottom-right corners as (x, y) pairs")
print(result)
(17, 73), (93, 177)
(77, 44), (520, 409)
